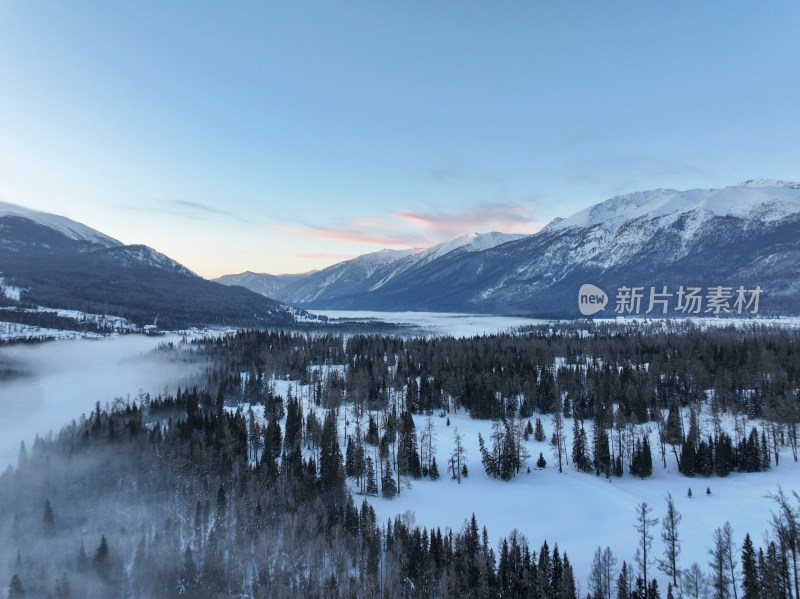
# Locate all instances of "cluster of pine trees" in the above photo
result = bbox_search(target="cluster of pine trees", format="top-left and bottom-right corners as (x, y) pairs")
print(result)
(2, 323), (799, 597)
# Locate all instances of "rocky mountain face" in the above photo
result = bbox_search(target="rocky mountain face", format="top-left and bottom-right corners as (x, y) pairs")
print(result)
(218, 182), (800, 317)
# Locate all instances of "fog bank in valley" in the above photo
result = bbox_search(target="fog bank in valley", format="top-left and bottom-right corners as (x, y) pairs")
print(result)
(0, 334), (203, 468)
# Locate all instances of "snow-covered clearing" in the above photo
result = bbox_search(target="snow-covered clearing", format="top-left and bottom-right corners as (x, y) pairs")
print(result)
(365, 409), (799, 589)
(248, 370), (800, 591)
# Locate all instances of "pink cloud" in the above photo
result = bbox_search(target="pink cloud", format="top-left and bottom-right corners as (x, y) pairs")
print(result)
(394, 202), (537, 237)
(280, 224), (429, 247)
(282, 201), (540, 250)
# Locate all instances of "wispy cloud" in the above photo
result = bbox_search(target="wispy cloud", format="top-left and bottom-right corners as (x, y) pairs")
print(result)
(122, 199), (253, 223)
(395, 202), (538, 237)
(284, 201), (540, 249)
(295, 252), (355, 261)
(281, 224), (429, 247)
(565, 155), (707, 194)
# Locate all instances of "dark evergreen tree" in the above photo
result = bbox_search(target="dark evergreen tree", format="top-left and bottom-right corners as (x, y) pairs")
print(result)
(381, 461), (397, 498)
(92, 535), (110, 582)
(7, 575), (25, 599)
(715, 432), (734, 477)
(398, 410), (422, 478)
(594, 423), (612, 477)
(429, 456), (440, 480)
(572, 419), (592, 473)
(695, 436), (713, 476)
(365, 456), (378, 494)
(320, 409), (345, 498)
(741, 533), (760, 599)
(679, 440), (697, 477)
(617, 561), (632, 599)
(43, 499), (55, 537)
(534, 417), (546, 442)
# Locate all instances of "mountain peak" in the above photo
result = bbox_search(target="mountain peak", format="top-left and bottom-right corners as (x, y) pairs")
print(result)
(548, 182), (800, 233)
(0, 201), (122, 247)
(736, 179), (800, 189)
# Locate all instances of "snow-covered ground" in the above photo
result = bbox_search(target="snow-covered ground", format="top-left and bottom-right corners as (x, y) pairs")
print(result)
(308, 310), (551, 337)
(366, 409), (798, 591)
(254, 372), (800, 593)
(0, 306), (140, 341)
(0, 277), (23, 301)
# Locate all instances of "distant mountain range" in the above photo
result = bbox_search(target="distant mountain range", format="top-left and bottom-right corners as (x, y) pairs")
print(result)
(0, 201), (306, 329)
(216, 181), (800, 317)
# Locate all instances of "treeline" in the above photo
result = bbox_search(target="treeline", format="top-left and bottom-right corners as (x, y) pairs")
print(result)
(201, 324), (800, 422)
(0, 308), (107, 334)
(199, 325), (799, 481)
(0, 389), (584, 598)
(2, 392), (798, 598)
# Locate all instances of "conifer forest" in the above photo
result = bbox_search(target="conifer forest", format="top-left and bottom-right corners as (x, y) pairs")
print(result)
(1, 322), (799, 598)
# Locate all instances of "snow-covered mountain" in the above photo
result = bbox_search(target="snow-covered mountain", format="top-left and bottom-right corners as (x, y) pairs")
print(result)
(217, 232), (526, 304)
(0, 202), (306, 328)
(212, 271), (312, 298)
(238, 181), (800, 316)
(0, 200), (122, 248)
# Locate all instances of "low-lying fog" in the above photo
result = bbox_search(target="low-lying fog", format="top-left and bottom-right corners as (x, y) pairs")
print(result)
(0, 334), (203, 469)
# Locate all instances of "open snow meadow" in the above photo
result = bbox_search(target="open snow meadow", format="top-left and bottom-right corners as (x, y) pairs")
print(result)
(261, 371), (800, 590)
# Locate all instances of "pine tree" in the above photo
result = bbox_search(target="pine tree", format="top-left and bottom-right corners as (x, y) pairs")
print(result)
(534, 417), (546, 442)
(696, 438), (714, 476)
(594, 423), (612, 477)
(365, 456), (379, 494)
(320, 409), (344, 495)
(572, 419), (592, 473)
(429, 456), (440, 480)
(617, 561), (632, 599)
(640, 436), (653, 478)
(7, 575), (25, 599)
(741, 533), (760, 599)
(656, 492), (681, 590)
(714, 433), (734, 477)
(92, 535), (110, 582)
(43, 499), (55, 537)
(76, 542), (89, 571)
(680, 440), (697, 477)
(381, 460), (397, 498)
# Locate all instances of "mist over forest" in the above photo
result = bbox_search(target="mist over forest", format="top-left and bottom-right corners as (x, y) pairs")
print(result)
(0, 322), (799, 598)
(0, 335), (205, 469)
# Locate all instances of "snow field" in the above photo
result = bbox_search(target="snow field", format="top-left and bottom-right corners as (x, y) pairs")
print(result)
(251, 371), (800, 592)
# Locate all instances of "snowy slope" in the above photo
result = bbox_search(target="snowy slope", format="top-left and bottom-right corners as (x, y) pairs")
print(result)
(212, 271), (314, 298)
(293, 182), (800, 315)
(241, 347), (800, 593)
(0, 201), (122, 247)
(546, 180), (800, 232)
(275, 232), (525, 303)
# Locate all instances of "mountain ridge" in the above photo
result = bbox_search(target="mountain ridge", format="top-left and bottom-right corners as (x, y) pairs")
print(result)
(217, 181), (800, 317)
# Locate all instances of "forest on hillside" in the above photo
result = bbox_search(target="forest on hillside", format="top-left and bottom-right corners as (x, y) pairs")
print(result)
(1, 322), (799, 598)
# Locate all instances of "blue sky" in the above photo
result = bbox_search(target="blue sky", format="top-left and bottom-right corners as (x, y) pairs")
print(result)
(1, 1), (798, 277)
